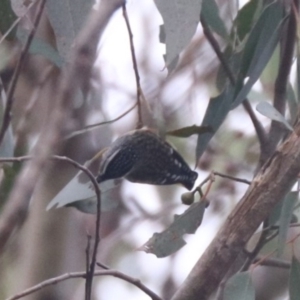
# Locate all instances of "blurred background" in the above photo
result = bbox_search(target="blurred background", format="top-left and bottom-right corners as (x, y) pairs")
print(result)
(0, 0), (299, 299)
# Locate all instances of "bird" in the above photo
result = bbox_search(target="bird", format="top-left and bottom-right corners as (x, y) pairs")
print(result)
(97, 128), (198, 190)
(46, 128), (198, 214)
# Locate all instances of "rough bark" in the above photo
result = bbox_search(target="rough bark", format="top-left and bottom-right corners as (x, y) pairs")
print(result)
(172, 115), (300, 300)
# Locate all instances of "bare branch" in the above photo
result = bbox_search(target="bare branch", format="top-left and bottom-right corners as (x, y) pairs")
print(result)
(6, 269), (163, 300)
(252, 256), (290, 269)
(213, 171), (251, 185)
(122, 3), (143, 129)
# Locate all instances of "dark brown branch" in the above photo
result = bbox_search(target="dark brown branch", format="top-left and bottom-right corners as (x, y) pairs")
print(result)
(252, 256), (290, 269)
(85, 234), (92, 300)
(200, 16), (268, 149)
(171, 116), (300, 300)
(122, 4), (143, 129)
(6, 270), (163, 300)
(0, 0), (46, 146)
(213, 171), (251, 185)
(267, 3), (296, 156)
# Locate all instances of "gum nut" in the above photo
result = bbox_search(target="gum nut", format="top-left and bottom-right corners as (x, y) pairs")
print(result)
(181, 192), (195, 205)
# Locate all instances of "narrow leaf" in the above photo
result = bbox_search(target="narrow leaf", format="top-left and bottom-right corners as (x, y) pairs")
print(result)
(277, 192), (298, 256)
(167, 125), (213, 138)
(232, 2), (285, 107)
(268, 197), (285, 226)
(289, 256), (300, 300)
(224, 272), (255, 300)
(234, 0), (262, 42)
(196, 85), (235, 163)
(201, 0), (228, 39)
(256, 101), (293, 132)
(287, 83), (298, 123)
(140, 201), (206, 257)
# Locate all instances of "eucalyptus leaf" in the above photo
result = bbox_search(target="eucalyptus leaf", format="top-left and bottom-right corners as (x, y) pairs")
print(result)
(154, 0), (202, 71)
(277, 192), (298, 257)
(233, 0), (262, 42)
(0, 89), (14, 158)
(287, 83), (298, 123)
(232, 2), (285, 107)
(201, 0), (228, 40)
(46, 150), (119, 213)
(224, 272), (255, 300)
(196, 85), (235, 163)
(140, 201), (206, 257)
(256, 101), (293, 132)
(289, 256), (300, 300)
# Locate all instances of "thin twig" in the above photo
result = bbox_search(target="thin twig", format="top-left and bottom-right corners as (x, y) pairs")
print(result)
(200, 16), (268, 149)
(96, 261), (110, 270)
(0, 0), (46, 146)
(213, 171), (251, 185)
(6, 270), (163, 300)
(122, 4), (143, 129)
(65, 103), (137, 140)
(85, 234), (92, 300)
(252, 256), (290, 269)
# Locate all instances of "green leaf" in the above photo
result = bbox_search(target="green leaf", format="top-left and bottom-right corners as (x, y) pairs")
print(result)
(196, 85), (235, 163)
(233, 0), (262, 42)
(201, 0), (228, 40)
(232, 2), (285, 107)
(277, 192), (298, 257)
(287, 83), (298, 123)
(17, 29), (64, 67)
(224, 272), (255, 300)
(256, 101), (293, 132)
(289, 256), (300, 300)
(0, 0), (17, 41)
(167, 125), (213, 138)
(215, 45), (243, 92)
(268, 197), (285, 226)
(140, 201), (206, 257)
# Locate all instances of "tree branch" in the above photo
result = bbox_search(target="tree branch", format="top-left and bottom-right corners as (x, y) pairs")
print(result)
(6, 269), (163, 300)
(171, 115), (300, 300)
(122, 3), (143, 129)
